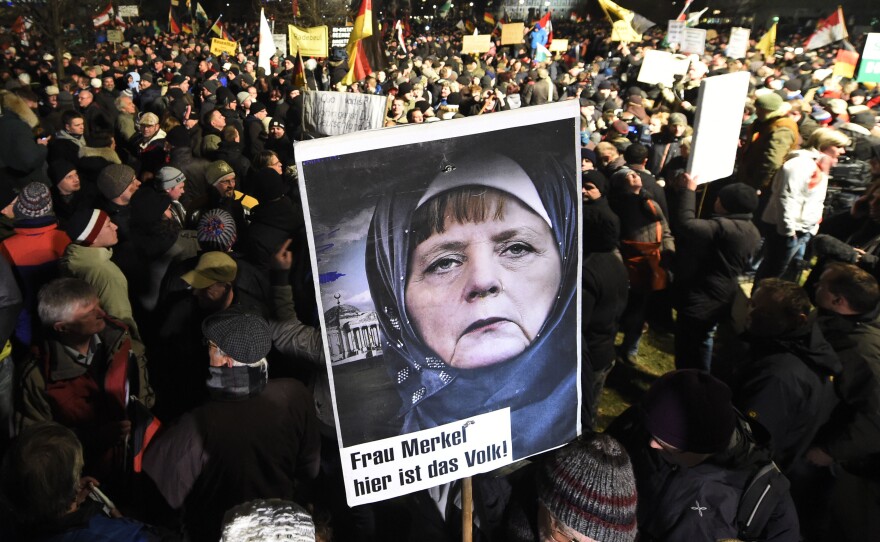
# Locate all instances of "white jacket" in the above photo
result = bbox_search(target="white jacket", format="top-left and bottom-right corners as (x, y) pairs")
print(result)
(761, 148), (828, 237)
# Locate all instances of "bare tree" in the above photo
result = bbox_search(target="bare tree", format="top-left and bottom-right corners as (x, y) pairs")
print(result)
(257, 0), (351, 30)
(7, 0), (108, 79)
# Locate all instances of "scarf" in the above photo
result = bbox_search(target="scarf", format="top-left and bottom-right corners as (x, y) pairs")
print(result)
(205, 359), (268, 401)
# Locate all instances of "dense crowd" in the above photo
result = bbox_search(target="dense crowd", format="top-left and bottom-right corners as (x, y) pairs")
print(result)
(0, 10), (879, 542)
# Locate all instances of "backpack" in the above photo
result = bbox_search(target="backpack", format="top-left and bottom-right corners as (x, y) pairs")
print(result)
(621, 199), (668, 292)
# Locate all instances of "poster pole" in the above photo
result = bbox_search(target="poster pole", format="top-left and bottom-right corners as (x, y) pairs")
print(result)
(462, 477), (473, 542)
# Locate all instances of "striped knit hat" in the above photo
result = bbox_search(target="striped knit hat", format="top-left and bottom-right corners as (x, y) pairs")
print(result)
(14, 182), (53, 220)
(197, 208), (237, 251)
(65, 208), (110, 246)
(538, 434), (638, 542)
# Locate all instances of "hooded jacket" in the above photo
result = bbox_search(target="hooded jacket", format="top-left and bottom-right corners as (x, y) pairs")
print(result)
(761, 148), (829, 237)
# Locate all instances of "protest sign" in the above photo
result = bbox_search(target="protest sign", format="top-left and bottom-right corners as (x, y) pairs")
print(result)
(611, 20), (641, 43)
(118, 5), (138, 17)
(210, 38), (237, 56)
(302, 91), (386, 136)
(106, 29), (124, 43)
(638, 49), (689, 87)
(462, 34), (493, 53)
(726, 27), (750, 59)
(331, 26), (354, 48)
(687, 71), (751, 184)
(667, 20), (685, 45)
(288, 24), (329, 57)
(680, 27), (707, 55)
(833, 49), (859, 78)
(549, 38), (569, 52)
(500, 22), (525, 45)
(273, 34), (288, 56)
(295, 102), (582, 506)
(857, 33), (880, 83)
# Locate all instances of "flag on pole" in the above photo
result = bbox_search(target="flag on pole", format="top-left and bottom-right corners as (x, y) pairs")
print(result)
(293, 0), (300, 18)
(805, 7), (848, 50)
(343, 0), (388, 85)
(538, 10), (553, 47)
(169, 6), (181, 34)
(597, 0), (655, 39)
(209, 14), (229, 40)
(756, 23), (776, 58)
(465, 19), (476, 34)
(93, 3), (113, 27)
(686, 7), (707, 27)
(294, 50), (307, 88)
(675, 0), (694, 22)
(258, 8), (274, 74)
(195, 3), (209, 26)
(484, 12), (495, 25)
(438, 0), (452, 18)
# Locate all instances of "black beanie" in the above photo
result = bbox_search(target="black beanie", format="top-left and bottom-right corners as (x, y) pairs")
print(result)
(165, 125), (190, 148)
(48, 160), (77, 186)
(718, 183), (758, 214)
(251, 168), (286, 202)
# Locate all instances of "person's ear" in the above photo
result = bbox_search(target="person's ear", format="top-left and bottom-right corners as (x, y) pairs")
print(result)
(53, 321), (67, 334)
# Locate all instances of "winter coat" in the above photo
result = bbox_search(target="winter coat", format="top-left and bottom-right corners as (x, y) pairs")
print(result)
(761, 148), (829, 237)
(0, 95), (48, 188)
(607, 408), (800, 542)
(80, 102), (114, 148)
(738, 113), (800, 190)
(735, 321), (841, 469)
(673, 189), (760, 321)
(167, 146), (210, 215)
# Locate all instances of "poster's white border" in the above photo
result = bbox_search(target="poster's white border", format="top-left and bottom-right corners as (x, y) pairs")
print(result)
(295, 101), (583, 457)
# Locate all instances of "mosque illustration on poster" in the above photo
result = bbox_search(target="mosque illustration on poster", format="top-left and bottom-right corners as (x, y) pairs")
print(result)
(324, 293), (381, 365)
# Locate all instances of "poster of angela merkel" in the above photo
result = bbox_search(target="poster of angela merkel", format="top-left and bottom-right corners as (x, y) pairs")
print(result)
(296, 101), (582, 506)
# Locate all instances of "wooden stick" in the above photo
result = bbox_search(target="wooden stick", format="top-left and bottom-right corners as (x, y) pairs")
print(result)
(462, 477), (473, 542)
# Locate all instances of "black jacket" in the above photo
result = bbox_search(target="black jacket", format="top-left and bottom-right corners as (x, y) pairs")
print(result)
(673, 189), (760, 321)
(168, 146), (211, 216)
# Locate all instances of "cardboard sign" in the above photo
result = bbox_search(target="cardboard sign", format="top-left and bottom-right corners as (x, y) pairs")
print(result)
(500, 22), (525, 45)
(295, 101), (583, 506)
(273, 33), (288, 56)
(857, 33), (880, 83)
(288, 25), (329, 58)
(679, 27), (707, 55)
(687, 71), (751, 184)
(833, 49), (859, 78)
(549, 38), (569, 52)
(638, 49), (689, 87)
(611, 20), (641, 43)
(210, 37), (238, 56)
(726, 27), (750, 59)
(667, 20), (685, 45)
(302, 91), (386, 137)
(106, 29), (124, 43)
(118, 5), (138, 17)
(462, 34), (493, 54)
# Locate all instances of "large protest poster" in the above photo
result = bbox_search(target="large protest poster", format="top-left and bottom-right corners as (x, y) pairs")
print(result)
(210, 38), (237, 56)
(288, 24), (329, 57)
(638, 49), (689, 87)
(302, 91), (386, 136)
(296, 102), (582, 506)
(688, 71), (751, 184)
(501, 22), (525, 45)
(462, 34), (493, 54)
(857, 33), (880, 83)
(667, 20), (685, 46)
(726, 27), (750, 59)
(679, 27), (707, 55)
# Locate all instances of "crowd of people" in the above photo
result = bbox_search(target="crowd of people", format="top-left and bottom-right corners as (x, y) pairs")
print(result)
(0, 9), (879, 542)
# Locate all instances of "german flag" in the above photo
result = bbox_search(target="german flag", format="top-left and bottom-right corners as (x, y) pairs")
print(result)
(343, 0), (388, 84)
(483, 12), (495, 25)
(294, 50), (307, 88)
(169, 6), (181, 34)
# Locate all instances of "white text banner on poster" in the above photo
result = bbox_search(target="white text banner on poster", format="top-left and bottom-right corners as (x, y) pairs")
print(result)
(302, 91), (386, 136)
(341, 409), (513, 506)
(687, 71), (750, 184)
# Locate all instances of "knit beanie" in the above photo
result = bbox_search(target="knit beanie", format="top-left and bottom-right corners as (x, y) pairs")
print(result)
(644, 369), (737, 454)
(97, 164), (136, 200)
(236, 91), (251, 104)
(202, 309), (272, 364)
(221, 499), (315, 542)
(165, 125), (190, 148)
(206, 160), (235, 186)
(13, 182), (53, 219)
(155, 166), (186, 190)
(197, 208), (237, 251)
(249, 101), (266, 114)
(250, 168), (286, 202)
(65, 208), (110, 246)
(48, 160), (77, 186)
(755, 92), (783, 112)
(717, 183), (758, 214)
(538, 434), (638, 542)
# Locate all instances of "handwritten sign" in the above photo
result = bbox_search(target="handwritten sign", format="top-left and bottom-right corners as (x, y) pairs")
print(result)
(667, 20), (685, 45)
(302, 91), (386, 136)
(726, 27), (750, 59)
(501, 23), (525, 45)
(462, 34), (493, 54)
(679, 27), (707, 55)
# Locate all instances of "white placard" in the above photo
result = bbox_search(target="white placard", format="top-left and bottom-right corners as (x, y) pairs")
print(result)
(341, 409), (513, 505)
(638, 49), (690, 87)
(726, 27), (750, 59)
(272, 33), (287, 56)
(680, 27), (707, 55)
(667, 20), (686, 45)
(302, 91), (386, 136)
(118, 5), (139, 17)
(687, 71), (751, 184)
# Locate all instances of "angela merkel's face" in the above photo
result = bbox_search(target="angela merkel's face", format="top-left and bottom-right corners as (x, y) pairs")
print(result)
(405, 193), (561, 369)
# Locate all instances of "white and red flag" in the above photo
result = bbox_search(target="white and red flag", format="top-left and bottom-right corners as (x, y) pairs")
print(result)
(805, 7), (848, 51)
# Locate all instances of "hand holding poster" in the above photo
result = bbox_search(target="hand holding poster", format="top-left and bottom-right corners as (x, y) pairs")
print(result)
(500, 22), (525, 45)
(295, 102), (582, 506)
(302, 91), (386, 136)
(462, 34), (493, 54)
(210, 38), (238, 56)
(679, 27), (707, 55)
(687, 71), (750, 184)
(288, 25), (329, 58)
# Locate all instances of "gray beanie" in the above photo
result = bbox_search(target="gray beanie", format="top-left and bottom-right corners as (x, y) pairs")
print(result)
(155, 166), (186, 190)
(97, 164), (136, 200)
(538, 434), (638, 542)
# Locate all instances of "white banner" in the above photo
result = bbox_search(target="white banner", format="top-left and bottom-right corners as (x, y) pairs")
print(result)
(118, 5), (139, 17)
(273, 33), (288, 56)
(688, 71), (751, 184)
(637, 49), (690, 87)
(302, 91), (386, 136)
(667, 20), (685, 45)
(726, 27), (750, 59)
(679, 27), (707, 55)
